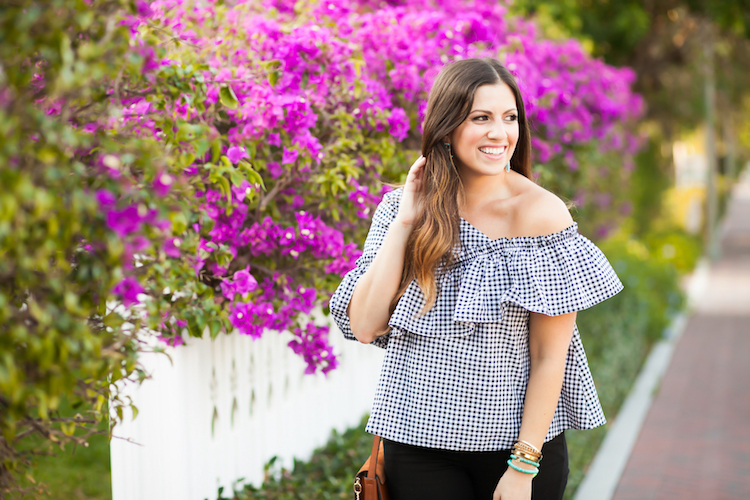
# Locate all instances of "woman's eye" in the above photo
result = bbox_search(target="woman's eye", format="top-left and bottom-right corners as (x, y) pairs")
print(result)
(505, 114), (518, 122)
(473, 115), (489, 122)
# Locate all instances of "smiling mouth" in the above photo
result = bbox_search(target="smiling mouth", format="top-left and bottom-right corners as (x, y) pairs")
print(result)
(478, 146), (507, 156)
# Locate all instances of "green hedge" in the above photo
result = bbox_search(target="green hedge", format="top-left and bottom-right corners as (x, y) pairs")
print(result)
(564, 233), (685, 498)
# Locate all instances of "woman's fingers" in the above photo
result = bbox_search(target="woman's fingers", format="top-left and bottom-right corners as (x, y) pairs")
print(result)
(395, 155), (427, 226)
(404, 155), (426, 190)
(406, 155), (425, 178)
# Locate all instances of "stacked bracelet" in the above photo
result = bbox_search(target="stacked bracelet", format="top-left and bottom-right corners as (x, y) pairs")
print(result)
(514, 450), (541, 466)
(506, 458), (538, 478)
(511, 454), (540, 468)
(513, 440), (542, 462)
(516, 440), (541, 454)
(509, 439), (542, 478)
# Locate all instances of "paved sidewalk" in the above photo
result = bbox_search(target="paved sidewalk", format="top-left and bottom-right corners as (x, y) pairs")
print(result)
(612, 174), (750, 500)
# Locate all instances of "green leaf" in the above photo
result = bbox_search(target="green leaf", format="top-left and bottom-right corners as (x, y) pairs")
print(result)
(195, 139), (211, 158)
(103, 313), (125, 328)
(209, 320), (222, 339)
(239, 161), (266, 191)
(169, 211), (189, 234)
(220, 86), (239, 110)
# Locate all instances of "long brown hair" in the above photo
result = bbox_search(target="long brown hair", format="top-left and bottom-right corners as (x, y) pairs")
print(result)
(392, 58), (532, 316)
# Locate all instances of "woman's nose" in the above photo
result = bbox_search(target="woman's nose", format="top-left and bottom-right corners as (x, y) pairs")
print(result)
(487, 122), (508, 141)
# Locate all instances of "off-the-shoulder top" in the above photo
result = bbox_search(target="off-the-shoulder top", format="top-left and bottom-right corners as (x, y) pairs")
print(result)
(330, 189), (623, 451)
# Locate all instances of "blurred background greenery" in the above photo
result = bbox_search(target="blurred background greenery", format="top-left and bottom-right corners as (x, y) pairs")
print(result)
(8, 0), (750, 498)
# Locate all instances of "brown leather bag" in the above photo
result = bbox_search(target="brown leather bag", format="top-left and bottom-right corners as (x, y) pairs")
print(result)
(353, 435), (390, 500)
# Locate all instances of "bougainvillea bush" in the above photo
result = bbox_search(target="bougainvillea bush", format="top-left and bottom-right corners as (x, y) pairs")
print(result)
(0, 0), (643, 492)
(132, 0), (644, 365)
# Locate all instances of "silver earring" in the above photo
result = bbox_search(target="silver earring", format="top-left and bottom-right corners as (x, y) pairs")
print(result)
(505, 161), (511, 173)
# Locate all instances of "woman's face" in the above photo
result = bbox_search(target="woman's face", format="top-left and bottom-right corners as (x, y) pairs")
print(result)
(449, 82), (519, 179)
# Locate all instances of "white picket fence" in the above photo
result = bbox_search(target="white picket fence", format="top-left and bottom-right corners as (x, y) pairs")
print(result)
(110, 319), (384, 500)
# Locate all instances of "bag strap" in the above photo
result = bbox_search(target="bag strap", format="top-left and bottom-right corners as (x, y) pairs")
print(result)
(367, 435), (381, 479)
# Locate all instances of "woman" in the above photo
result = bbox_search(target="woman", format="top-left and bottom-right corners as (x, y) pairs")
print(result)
(330, 58), (622, 500)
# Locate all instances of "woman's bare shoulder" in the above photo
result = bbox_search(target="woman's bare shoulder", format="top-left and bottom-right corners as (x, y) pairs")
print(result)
(512, 181), (574, 237)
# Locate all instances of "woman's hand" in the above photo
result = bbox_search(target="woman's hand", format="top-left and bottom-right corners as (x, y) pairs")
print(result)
(492, 467), (532, 500)
(395, 155), (426, 227)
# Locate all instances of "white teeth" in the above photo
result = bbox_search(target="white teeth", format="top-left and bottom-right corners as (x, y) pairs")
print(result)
(479, 146), (506, 155)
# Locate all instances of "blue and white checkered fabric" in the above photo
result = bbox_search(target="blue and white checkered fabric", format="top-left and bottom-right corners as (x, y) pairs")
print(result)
(330, 189), (623, 451)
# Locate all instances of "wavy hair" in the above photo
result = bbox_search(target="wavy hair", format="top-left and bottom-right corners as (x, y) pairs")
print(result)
(391, 58), (532, 316)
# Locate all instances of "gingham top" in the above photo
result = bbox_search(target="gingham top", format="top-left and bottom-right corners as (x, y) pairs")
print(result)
(330, 189), (623, 451)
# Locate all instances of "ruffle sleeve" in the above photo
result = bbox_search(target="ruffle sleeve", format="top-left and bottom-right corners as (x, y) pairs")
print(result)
(328, 190), (402, 349)
(496, 224), (624, 316)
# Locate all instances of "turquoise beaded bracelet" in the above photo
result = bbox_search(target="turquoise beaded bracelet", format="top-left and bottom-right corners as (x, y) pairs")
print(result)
(507, 458), (539, 478)
(511, 454), (541, 468)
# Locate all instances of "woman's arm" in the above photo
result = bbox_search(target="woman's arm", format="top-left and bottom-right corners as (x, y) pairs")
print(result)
(493, 311), (576, 499)
(518, 311), (577, 450)
(348, 156), (426, 343)
(347, 217), (412, 343)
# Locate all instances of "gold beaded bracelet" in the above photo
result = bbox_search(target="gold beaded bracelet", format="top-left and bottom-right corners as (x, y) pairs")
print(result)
(513, 442), (542, 462)
(516, 440), (541, 455)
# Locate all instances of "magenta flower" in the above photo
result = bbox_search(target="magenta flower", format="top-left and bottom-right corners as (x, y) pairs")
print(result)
(220, 280), (236, 301)
(267, 133), (281, 147)
(83, 122), (99, 134)
(113, 276), (144, 306)
(163, 237), (182, 258)
(231, 180), (253, 202)
(135, 0), (154, 18)
(282, 146), (298, 165)
(388, 107), (410, 141)
(158, 334), (185, 347)
(227, 145), (249, 164)
(106, 205), (143, 237)
(126, 235), (151, 253)
(152, 172), (174, 197)
(139, 45), (159, 74)
(288, 322), (337, 375)
(267, 161), (283, 179)
(233, 267), (258, 295)
(96, 189), (116, 208)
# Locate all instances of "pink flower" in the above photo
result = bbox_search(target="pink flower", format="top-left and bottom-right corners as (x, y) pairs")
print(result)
(83, 122), (99, 134)
(127, 235), (151, 253)
(227, 145), (249, 164)
(113, 277), (144, 306)
(135, 0), (154, 18)
(220, 280), (236, 301)
(267, 133), (281, 147)
(231, 180), (253, 202)
(106, 205), (144, 237)
(96, 190), (116, 208)
(267, 161), (283, 179)
(163, 237), (182, 258)
(282, 147), (298, 165)
(388, 107), (410, 141)
(158, 334), (185, 347)
(152, 172), (174, 197)
(233, 267), (258, 295)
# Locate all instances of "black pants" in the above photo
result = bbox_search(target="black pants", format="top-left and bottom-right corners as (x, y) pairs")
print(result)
(383, 432), (568, 500)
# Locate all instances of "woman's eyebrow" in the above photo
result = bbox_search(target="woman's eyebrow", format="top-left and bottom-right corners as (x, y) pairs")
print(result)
(470, 107), (518, 114)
